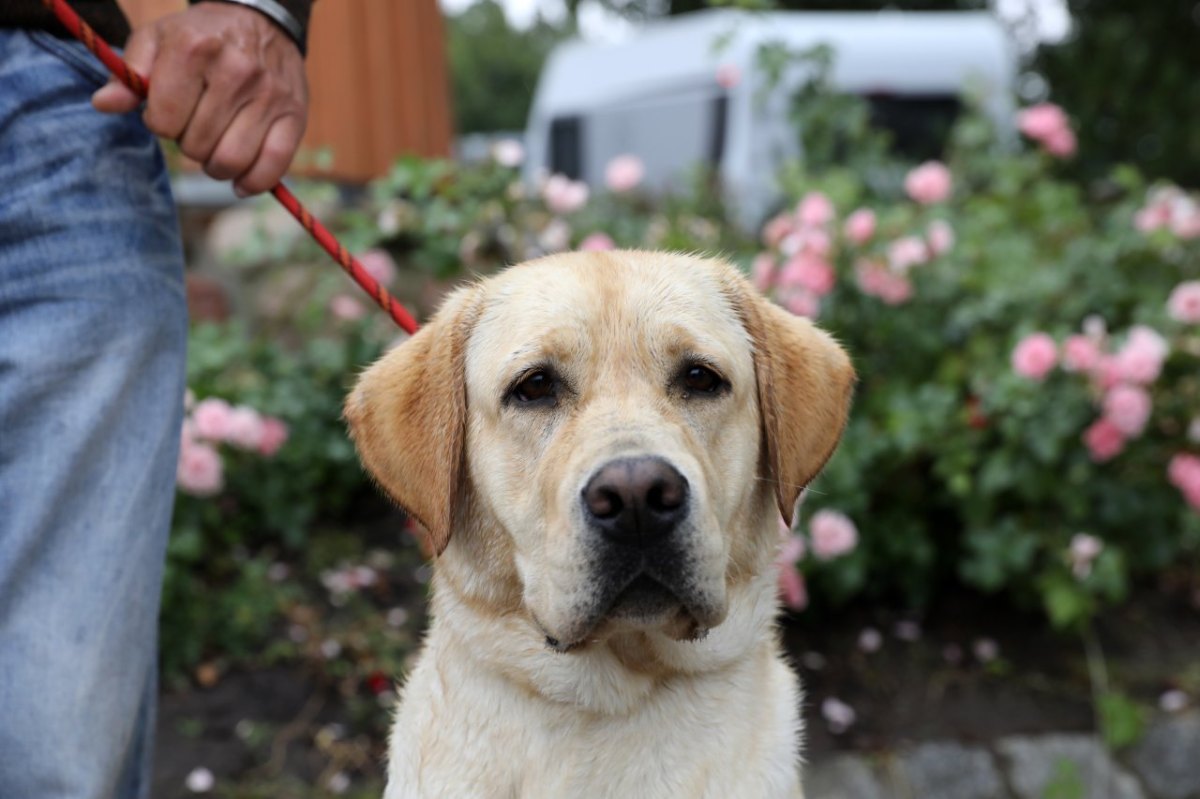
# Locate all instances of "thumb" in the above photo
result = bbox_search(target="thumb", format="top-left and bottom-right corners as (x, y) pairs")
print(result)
(92, 77), (141, 113)
(91, 23), (159, 113)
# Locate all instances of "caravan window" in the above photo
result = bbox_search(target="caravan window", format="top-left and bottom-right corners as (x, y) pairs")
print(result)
(865, 93), (962, 161)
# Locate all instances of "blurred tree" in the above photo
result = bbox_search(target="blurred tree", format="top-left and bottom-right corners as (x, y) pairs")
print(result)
(447, 0), (574, 133)
(1035, 0), (1200, 187)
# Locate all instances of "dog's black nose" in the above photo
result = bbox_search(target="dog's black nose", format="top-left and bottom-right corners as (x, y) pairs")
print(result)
(582, 457), (689, 543)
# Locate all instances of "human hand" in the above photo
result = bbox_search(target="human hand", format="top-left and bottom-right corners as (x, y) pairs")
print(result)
(93, 2), (309, 197)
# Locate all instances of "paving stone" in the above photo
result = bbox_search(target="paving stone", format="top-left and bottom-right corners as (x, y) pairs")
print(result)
(804, 754), (887, 799)
(1128, 712), (1200, 799)
(894, 742), (1008, 799)
(998, 734), (1145, 799)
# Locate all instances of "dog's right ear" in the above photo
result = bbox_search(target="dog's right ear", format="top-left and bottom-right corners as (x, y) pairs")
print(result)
(344, 286), (481, 556)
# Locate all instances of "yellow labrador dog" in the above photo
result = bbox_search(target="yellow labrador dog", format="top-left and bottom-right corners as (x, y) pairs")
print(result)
(346, 251), (854, 798)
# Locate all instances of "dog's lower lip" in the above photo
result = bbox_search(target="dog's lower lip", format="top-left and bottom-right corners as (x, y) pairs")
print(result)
(545, 635), (578, 653)
(602, 572), (684, 620)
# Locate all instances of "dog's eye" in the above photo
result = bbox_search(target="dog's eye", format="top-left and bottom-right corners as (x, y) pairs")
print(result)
(510, 369), (558, 405)
(681, 364), (724, 396)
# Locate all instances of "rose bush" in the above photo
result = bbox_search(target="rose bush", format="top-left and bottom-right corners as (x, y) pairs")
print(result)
(191, 69), (1199, 662)
(163, 319), (392, 674)
(756, 104), (1200, 629)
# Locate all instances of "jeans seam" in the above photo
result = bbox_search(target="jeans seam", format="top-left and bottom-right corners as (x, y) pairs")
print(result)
(27, 31), (114, 86)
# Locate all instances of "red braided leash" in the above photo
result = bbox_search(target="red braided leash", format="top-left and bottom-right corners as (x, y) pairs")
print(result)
(40, 0), (419, 334)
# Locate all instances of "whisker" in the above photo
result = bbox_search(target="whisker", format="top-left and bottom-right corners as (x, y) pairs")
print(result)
(753, 475), (828, 497)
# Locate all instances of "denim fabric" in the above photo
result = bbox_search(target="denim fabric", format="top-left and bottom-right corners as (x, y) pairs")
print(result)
(0, 30), (186, 799)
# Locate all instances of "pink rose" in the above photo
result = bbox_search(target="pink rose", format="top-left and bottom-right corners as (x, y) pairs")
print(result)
(777, 564), (809, 611)
(1011, 333), (1058, 380)
(542, 174), (589, 214)
(226, 405), (265, 451)
(796, 191), (835, 228)
(578, 232), (615, 252)
(843, 208), (876, 245)
(926, 219), (955, 257)
(1168, 454), (1200, 511)
(809, 509), (858, 560)
(177, 439), (223, 497)
(904, 161), (952, 205)
(1103, 384), (1152, 436)
(1114, 326), (1168, 384)
(1135, 205), (1170, 233)
(855, 260), (913, 306)
(1017, 103), (1069, 141)
(1068, 533), (1103, 579)
(1061, 335), (1101, 373)
(888, 236), (929, 273)
(790, 228), (832, 259)
(358, 249), (397, 286)
(1168, 453), (1200, 490)
(1042, 127), (1077, 158)
(1083, 418), (1125, 463)
(780, 254), (836, 297)
(752, 253), (776, 292)
(1168, 281), (1200, 323)
(330, 294), (366, 321)
(716, 63), (741, 89)
(1091, 354), (1123, 391)
(1018, 102), (1076, 158)
(258, 417), (289, 457)
(604, 155), (645, 193)
(192, 397), (233, 441)
(779, 287), (820, 318)
(762, 213), (794, 248)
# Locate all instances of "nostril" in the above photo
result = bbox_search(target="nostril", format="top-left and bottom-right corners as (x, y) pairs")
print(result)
(589, 487), (623, 520)
(648, 479), (685, 512)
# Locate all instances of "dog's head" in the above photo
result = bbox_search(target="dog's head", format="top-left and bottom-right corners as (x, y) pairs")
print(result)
(346, 252), (854, 651)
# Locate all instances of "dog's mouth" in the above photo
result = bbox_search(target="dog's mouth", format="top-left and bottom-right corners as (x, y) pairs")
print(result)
(605, 573), (681, 620)
(541, 564), (720, 653)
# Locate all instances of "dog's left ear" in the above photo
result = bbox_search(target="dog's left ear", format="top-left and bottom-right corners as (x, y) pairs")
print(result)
(726, 274), (856, 525)
(344, 286), (481, 555)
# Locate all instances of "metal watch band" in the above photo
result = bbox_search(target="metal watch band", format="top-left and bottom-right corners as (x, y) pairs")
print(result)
(210, 0), (306, 55)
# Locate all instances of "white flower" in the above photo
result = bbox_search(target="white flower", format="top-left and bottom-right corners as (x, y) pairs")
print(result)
(821, 697), (857, 733)
(1159, 689), (1188, 713)
(1068, 533), (1103, 579)
(857, 628), (882, 653)
(327, 771), (352, 794)
(893, 620), (922, 642)
(492, 139), (525, 168)
(973, 637), (999, 663)
(185, 767), (215, 793)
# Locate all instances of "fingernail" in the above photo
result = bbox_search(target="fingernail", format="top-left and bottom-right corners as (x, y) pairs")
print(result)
(233, 185), (249, 199)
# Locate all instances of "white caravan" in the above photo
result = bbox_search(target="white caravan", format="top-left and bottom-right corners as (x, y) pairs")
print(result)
(523, 9), (1017, 228)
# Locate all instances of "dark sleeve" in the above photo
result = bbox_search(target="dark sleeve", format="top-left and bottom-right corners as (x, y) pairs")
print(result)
(190, 0), (313, 55)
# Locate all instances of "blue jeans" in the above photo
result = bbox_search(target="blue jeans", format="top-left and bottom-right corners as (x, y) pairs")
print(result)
(0, 31), (186, 799)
